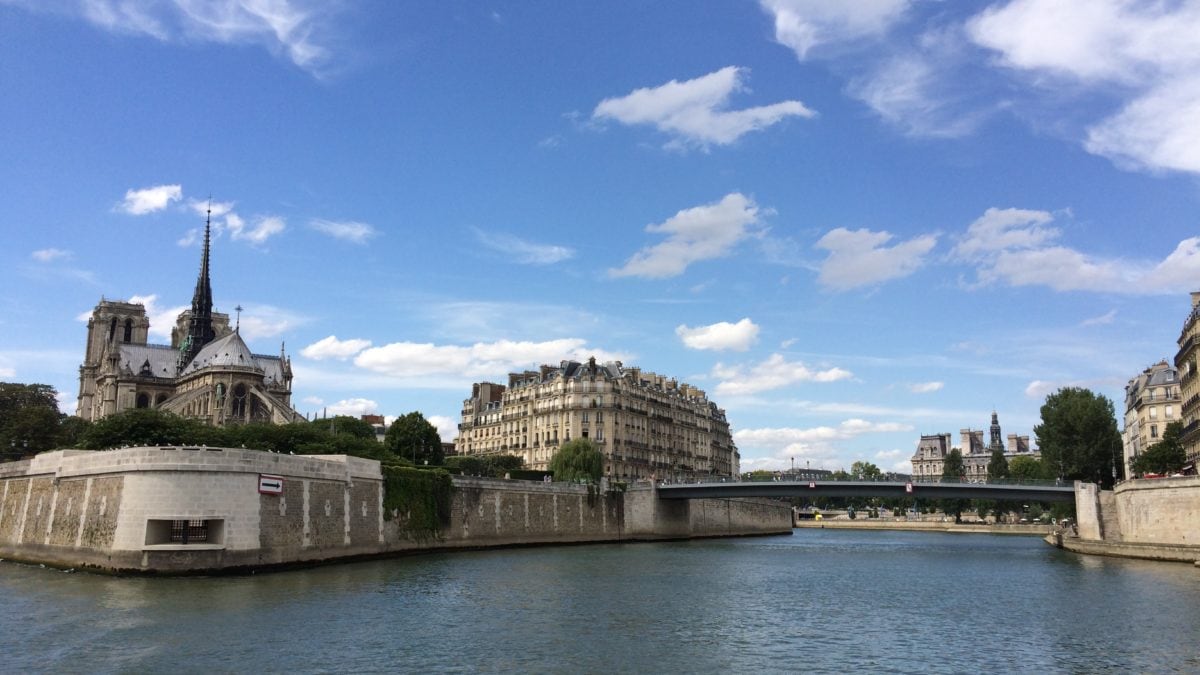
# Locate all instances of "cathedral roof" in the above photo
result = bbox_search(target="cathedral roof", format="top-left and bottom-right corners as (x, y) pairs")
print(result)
(181, 331), (262, 375)
(117, 343), (177, 378)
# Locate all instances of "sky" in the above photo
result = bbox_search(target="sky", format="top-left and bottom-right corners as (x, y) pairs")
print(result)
(2, 0), (1199, 475)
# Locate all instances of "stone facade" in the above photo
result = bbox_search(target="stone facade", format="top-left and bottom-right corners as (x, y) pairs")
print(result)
(456, 358), (739, 481)
(1176, 292), (1200, 466)
(911, 412), (1038, 480)
(77, 217), (301, 427)
(1122, 360), (1182, 476)
(0, 447), (788, 574)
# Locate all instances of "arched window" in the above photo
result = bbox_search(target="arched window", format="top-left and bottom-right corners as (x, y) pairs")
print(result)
(231, 383), (247, 419)
(136, 393), (150, 408)
(155, 393), (168, 406)
(123, 318), (133, 343)
(108, 318), (117, 342)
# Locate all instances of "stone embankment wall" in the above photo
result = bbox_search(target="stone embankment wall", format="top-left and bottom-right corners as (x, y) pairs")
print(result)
(0, 448), (790, 574)
(1061, 477), (1200, 563)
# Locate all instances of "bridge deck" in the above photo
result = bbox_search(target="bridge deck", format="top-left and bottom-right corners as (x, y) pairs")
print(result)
(655, 480), (1075, 503)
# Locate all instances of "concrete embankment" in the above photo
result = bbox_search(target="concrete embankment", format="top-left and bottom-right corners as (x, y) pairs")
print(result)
(0, 447), (791, 575)
(795, 519), (1051, 536)
(1064, 478), (1200, 565)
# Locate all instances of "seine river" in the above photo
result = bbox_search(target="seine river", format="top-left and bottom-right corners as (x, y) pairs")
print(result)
(3, 530), (1198, 673)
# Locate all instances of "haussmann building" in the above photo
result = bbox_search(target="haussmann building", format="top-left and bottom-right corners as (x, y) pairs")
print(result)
(455, 357), (739, 481)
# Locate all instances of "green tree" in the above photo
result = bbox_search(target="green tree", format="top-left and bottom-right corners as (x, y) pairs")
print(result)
(1008, 455), (1050, 481)
(941, 449), (968, 523)
(310, 415), (377, 440)
(987, 448), (1009, 481)
(1131, 421), (1186, 476)
(385, 412), (444, 465)
(445, 454), (525, 477)
(1, 382), (64, 458)
(851, 460), (882, 480)
(79, 408), (218, 449)
(1034, 387), (1123, 488)
(548, 438), (603, 483)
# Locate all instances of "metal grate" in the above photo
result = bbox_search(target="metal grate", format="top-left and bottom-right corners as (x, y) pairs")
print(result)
(169, 519), (209, 544)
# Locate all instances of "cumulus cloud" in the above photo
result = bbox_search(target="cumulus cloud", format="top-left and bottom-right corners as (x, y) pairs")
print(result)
(952, 207), (1200, 294)
(1080, 309), (1117, 327)
(712, 353), (852, 396)
(354, 339), (625, 379)
(301, 335), (372, 361)
(31, 248), (72, 263)
(610, 193), (763, 279)
(325, 397), (378, 417)
(968, 0), (1200, 174)
(118, 184), (182, 215)
(814, 227), (937, 290)
(909, 381), (944, 394)
(473, 228), (575, 265)
(9, 0), (339, 74)
(237, 303), (307, 340)
(760, 0), (912, 59)
(593, 66), (815, 149)
(309, 219), (378, 244)
(427, 415), (458, 443)
(676, 318), (760, 352)
(735, 418), (913, 469)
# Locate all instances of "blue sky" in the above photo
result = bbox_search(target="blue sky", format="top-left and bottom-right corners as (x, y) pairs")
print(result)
(3, 1), (1199, 473)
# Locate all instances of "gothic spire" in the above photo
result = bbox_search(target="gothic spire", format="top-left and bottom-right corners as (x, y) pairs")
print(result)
(178, 203), (217, 372)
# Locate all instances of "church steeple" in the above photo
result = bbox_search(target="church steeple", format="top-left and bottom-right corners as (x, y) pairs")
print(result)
(178, 205), (217, 372)
(988, 410), (1004, 453)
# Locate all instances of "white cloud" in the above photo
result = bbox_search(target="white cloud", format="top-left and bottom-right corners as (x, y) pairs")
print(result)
(188, 199), (235, 218)
(31, 248), (72, 263)
(309, 219), (378, 244)
(302, 395), (324, 406)
(14, 0), (338, 74)
(814, 227), (937, 290)
(237, 304), (307, 340)
(909, 381), (944, 394)
(713, 353), (852, 396)
(968, 0), (1200, 175)
(610, 193), (763, 279)
(847, 50), (986, 138)
(676, 318), (760, 352)
(473, 228), (575, 265)
(760, 0), (912, 60)
(593, 66), (815, 149)
(301, 335), (372, 361)
(1024, 380), (1056, 399)
(118, 184), (182, 215)
(355, 339), (625, 379)
(326, 397), (378, 417)
(127, 294), (188, 340)
(427, 415), (458, 443)
(225, 213), (286, 245)
(953, 207), (1200, 294)
(1080, 310), (1117, 327)
(734, 418), (913, 470)
(0, 366), (14, 378)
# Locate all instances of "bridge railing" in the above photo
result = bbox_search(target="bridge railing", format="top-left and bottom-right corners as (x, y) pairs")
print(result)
(683, 475), (1068, 488)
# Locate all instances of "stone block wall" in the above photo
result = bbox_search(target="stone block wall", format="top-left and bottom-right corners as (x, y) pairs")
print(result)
(1113, 477), (1200, 546)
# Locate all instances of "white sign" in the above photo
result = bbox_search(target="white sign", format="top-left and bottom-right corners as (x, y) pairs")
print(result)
(808, 481), (816, 489)
(259, 474), (284, 495)
(905, 482), (913, 494)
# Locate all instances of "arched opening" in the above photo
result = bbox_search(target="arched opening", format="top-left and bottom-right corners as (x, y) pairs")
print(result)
(231, 383), (247, 419)
(123, 318), (133, 343)
(155, 393), (168, 407)
(108, 318), (117, 342)
(136, 393), (150, 409)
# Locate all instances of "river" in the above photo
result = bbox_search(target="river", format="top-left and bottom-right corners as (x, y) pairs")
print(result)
(2, 530), (1197, 673)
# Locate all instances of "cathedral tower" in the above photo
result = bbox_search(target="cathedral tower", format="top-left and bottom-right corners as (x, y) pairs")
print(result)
(178, 208), (217, 372)
(988, 411), (1005, 454)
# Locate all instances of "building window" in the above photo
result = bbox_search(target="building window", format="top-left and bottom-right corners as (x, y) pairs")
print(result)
(145, 519), (224, 546)
(1150, 407), (1158, 419)
(136, 393), (150, 408)
(123, 318), (133, 343)
(582, 412), (589, 423)
(1166, 406), (1174, 419)
(1151, 424), (1159, 439)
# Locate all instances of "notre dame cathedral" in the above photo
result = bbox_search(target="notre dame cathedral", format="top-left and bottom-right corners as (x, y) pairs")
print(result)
(77, 215), (302, 426)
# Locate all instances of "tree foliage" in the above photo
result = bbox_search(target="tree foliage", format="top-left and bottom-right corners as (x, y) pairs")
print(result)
(1008, 455), (1051, 481)
(444, 454), (524, 477)
(79, 408), (218, 449)
(548, 438), (604, 483)
(309, 415), (378, 441)
(940, 449), (967, 523)
(385, 412), (444, 465)
(987, 448), (1009, 480)
(851, 461), (882, 480)
(1131, 421), (1186, 476)
(0, 382), (78, 459)
(1034, 387), (1122, 488)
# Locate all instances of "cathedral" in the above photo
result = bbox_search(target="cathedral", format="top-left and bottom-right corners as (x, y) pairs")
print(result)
(77, 214), (302, 426)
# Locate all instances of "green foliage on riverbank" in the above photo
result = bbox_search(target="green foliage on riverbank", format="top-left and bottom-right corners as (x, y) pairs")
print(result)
(381, 465), (452, 538)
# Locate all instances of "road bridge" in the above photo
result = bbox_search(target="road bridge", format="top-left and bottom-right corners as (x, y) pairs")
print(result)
(656, 479), (1075, 503)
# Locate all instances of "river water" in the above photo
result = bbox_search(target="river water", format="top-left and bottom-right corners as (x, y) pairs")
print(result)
(2, 530), (1198, 673)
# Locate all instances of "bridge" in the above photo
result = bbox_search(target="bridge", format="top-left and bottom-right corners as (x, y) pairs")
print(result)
(655, 478), (1076, 503)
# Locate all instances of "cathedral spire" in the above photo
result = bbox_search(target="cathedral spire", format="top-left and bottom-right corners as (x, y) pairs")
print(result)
(178, 203), (217, 372)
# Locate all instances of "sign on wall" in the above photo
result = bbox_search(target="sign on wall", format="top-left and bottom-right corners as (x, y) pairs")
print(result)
(259, 474), (284, 495)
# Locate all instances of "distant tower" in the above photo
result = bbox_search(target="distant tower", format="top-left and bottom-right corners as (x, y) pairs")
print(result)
(988, 411), (1005, 453)
(178, 207), (217, 372)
